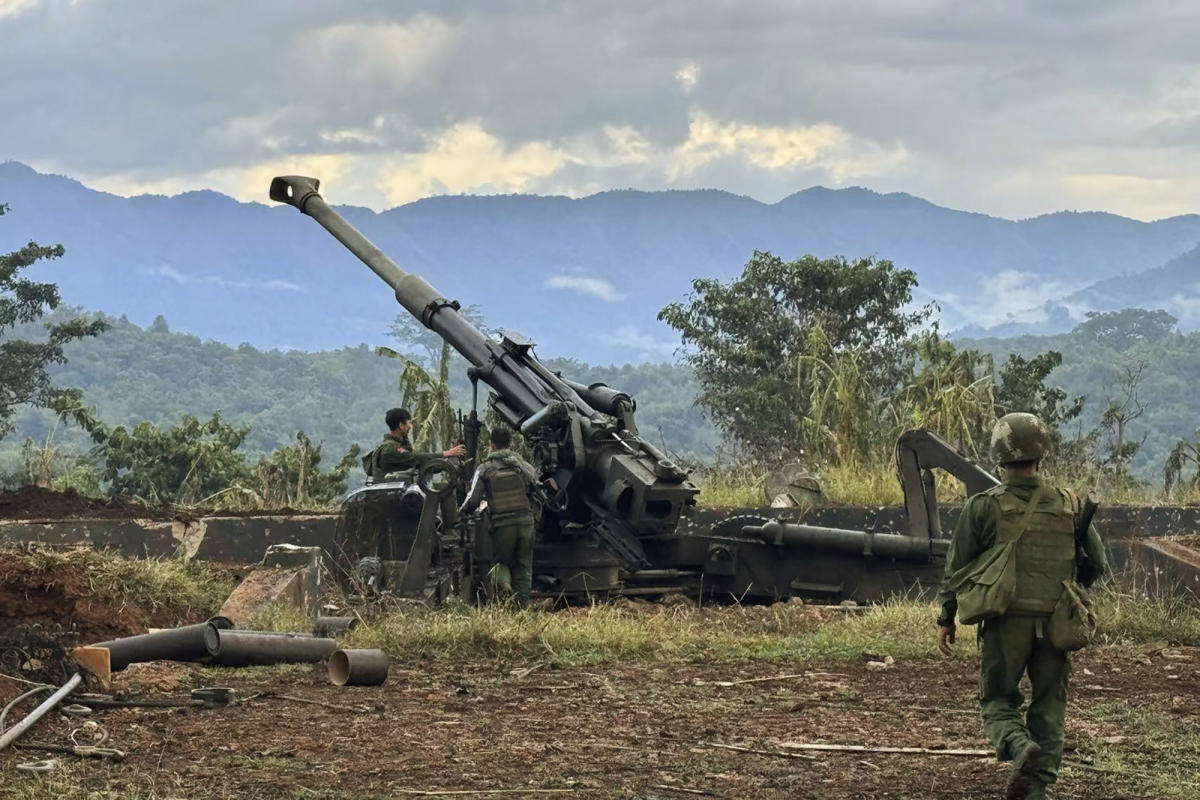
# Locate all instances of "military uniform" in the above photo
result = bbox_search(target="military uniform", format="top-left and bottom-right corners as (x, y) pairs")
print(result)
(939, 414), (1108, 799)
(460, 450), (540, 606)
(367, 433), (441, 480)
(367, 432), (461, 529)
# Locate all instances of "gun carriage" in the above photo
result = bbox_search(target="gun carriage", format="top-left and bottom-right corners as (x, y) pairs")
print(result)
(270, 176), (999, 604)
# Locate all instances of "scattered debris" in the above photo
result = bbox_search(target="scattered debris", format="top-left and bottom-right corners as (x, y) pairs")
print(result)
(0, 672), (83, 752)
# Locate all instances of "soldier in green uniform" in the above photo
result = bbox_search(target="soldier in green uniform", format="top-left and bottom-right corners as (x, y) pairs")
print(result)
(459, 427), (540, 607)
(937, 413), (1107, 800)
(366, 408), (465, 480)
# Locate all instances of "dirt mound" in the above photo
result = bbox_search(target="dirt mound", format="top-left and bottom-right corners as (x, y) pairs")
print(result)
(0, 551), (200, 644)
(0, 485), (169, 521)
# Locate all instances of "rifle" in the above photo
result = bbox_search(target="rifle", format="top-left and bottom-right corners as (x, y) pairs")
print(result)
(1075, 490), (1101, 587)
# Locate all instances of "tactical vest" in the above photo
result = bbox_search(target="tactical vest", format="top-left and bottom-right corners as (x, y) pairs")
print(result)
(991, 484), (1077, 615)
(485, 464), (532, 519)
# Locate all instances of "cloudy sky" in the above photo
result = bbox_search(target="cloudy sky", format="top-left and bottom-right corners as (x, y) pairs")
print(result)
(3, 0), (1199, 220)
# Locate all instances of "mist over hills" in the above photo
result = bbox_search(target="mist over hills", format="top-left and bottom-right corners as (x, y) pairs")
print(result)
(2, 161), (1199, 363)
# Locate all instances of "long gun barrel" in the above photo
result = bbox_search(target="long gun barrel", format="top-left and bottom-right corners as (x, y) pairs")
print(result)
(270, 176), (697, 567)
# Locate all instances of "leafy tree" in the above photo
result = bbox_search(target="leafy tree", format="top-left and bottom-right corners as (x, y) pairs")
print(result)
(995, 351), (1084, 433)
(658, 251), (932, 460)
(1073, 309), (1178, 351)
(76, 412), (253, 504)
(0, 204), (107, 438)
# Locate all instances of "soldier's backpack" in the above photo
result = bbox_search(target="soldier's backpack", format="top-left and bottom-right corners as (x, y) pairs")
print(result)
(486, 464), (532, 518)
(946, 485), (1048, 625)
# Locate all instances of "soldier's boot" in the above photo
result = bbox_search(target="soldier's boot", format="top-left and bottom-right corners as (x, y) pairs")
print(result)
(1023, 780), (1051, 800)
(1005, 740), (1043, 800)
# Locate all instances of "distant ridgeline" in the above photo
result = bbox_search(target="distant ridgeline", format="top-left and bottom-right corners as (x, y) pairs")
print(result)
(5, 160), (1200, 365)
(0, 310), (719, 471)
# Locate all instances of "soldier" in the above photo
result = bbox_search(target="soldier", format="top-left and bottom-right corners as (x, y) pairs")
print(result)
(366, 407), (465, 481)
(937, 413), (1107, 800)
(459, 426), (540, 607)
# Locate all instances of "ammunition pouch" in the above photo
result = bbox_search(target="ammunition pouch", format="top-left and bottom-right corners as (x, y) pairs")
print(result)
(1048, 580), (1097, 651)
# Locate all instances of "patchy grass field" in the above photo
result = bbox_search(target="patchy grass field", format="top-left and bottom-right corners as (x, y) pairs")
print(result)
(2, 587), (1198, 800)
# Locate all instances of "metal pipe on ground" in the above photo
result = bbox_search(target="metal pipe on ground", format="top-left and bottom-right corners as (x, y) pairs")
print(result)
(328, 649), (389, 686)
(208, 630), (337, 667)
(0, 673), (83, 753)
(313, 616), (358, 637)
(90, 621), (222, 671)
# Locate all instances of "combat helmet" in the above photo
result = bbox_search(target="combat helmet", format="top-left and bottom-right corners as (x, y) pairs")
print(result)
(990, 412), (1051, 465)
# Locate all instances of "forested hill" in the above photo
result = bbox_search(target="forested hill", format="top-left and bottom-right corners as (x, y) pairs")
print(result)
(960, 310), (1200, 478)
(1, 311), (719, 469)
(5, 161), (1200, 363)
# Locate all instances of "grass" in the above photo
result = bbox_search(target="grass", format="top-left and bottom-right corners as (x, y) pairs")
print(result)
(1074, 701), (1200, 799)
(342, 587), (1200, 668)
(5, 543), (232, 621)
(690, 459), (1200, 509)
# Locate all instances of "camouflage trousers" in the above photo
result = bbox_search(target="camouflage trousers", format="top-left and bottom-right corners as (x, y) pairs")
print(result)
(979, 614), (1071, 786)
(485, 516), (535, 607)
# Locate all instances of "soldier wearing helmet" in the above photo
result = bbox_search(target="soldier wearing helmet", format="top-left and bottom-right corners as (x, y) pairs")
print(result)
(937, 413), (1107, 800)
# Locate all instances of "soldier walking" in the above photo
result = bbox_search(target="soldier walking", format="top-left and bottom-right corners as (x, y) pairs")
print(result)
(937, 413), (1107, 800)
(459, 427), (541, 607)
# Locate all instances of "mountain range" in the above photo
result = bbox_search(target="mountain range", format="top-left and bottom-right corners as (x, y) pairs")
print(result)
(1, 160), (1197, 363)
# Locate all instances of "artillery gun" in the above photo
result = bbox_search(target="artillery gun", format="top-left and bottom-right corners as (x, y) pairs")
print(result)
(270, 176), (999, 604)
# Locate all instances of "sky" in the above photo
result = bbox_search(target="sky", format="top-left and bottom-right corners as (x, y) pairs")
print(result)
(3, 0), (1200, 220)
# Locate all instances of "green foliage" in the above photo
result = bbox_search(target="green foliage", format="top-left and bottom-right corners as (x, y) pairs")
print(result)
(0, 203), (107, 439)
(250, 431), (361, 507)
(1, 309), (719, 483)
(376, 344), (457, 452)
(48, 400), (359, 507)
(963, 308), (1200, 479)
(658, 251), (932, 460)
(900, 329), (997, 460)
(70, 410), (253, 504)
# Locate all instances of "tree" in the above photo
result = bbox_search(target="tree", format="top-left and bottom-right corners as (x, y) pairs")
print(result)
(658, 251), (932, 460)
(1072, 309), (1178, 351)
(995, 351), (1084, 434)
(1097, 359), (1148, 480)
(0, 203), (107, 438)
(78, 412), (253, 504)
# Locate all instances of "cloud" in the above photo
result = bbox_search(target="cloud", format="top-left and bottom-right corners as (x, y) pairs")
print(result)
(296, 16), (458, 91)
(668, 112), (907, 181)
(0, 0), (37, 20)
(675, 62), (700, 93)
(609, 324), (677, 358)
(142, 264), (307, 293)
(379, 124), (572, 205)
(545, 274), (626, 302)
(937, 269), (1079, 328)
(9, 2), (1200, 219)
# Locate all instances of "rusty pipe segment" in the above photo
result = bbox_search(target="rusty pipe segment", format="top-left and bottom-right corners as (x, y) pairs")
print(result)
(328, 649), (389, 687)
(207, 630), (337, 668)
(89, 621), (223, 672)
(313, 616), (359, 637)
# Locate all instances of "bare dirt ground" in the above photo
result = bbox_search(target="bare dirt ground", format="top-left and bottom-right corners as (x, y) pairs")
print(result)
(2, 645), (1196, 800)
